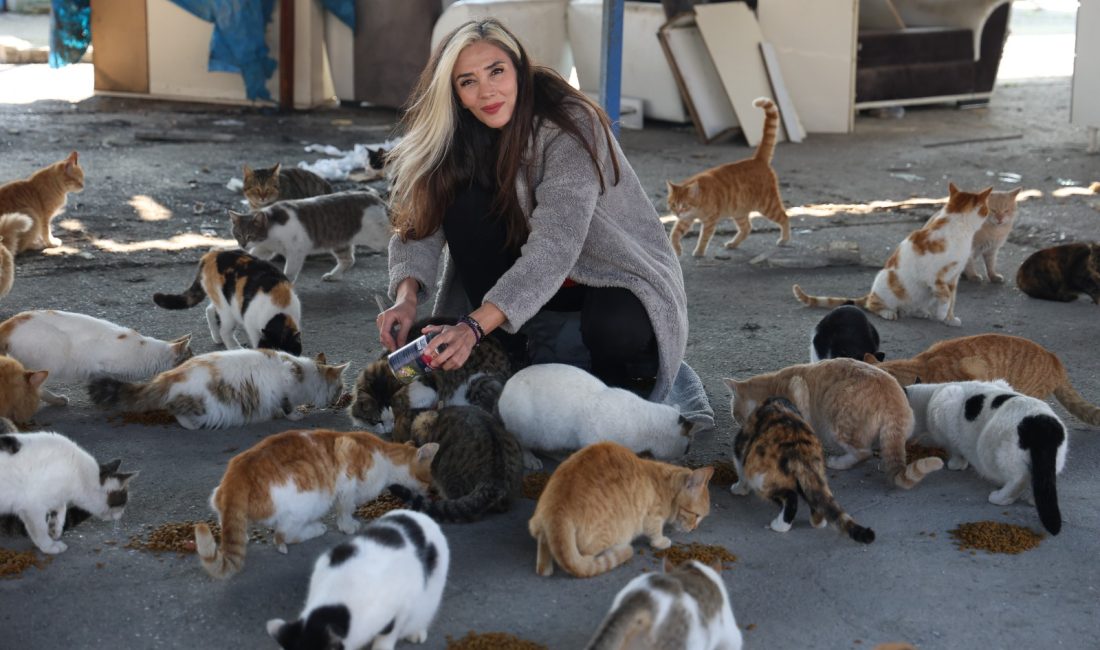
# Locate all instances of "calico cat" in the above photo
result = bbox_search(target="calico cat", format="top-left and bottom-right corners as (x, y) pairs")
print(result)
(153, 249), (302, 355)
(242, 163), (334, 210)
(497, 363), (692, 470)
(0, 309), (192, 406)
(88, 349), (349, 430)
(864, 333), (1100, 426)
(794, 183), (992, 326)
(1015, 242), (1100, 303)
(229, 190), (391, 283)
(905, 380), (1068, 534)
(586, 559), (742, 650)
(666, 97), (791, 256)
(367, 146), (389, 172)
(528, 441), (714, 578)
(0, 355), (48, 421)
(0, 431), (136, 554)
(725, 358), (942, 489)
(266, 509), (449, 650)
(194, 429), (438, 578)
(0, 151), (84, 252)
(961, 188), (1020, 283)
(388, 405), (523, 522)
(731, 397), (875, 543)
(809, 303), (884, 363)
(0, 213), (32, 298)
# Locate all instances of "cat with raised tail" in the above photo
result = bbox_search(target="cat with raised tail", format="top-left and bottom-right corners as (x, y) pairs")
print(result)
(88, 349), (348, 430)
(666, 97), (791, 256)
(0, 151), (84, 252)
(229, 189), (390, 283)
(586, 558), (742, 650)
(242, 162), (333, 210)
(266, 510), (449, 650)
(497, 363), (692, 470)
(194, 429), (437, 578)
(725, 358), (943, 489)
(794, 183), (992, 326)
(0, 309), (193, 406)
(905, 380), (1068, 534)
(0, 213), (32, 298)
(153, 248), (303, 356)
(809, 303), (884, 363)
(0, 430), (136, 554)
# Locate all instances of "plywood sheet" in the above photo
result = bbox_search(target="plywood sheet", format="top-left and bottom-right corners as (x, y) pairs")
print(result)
(658, 13), (738, 143)
(91, 0), (149, 93)
(760, 41), (805, 143)
(1071, 0), (1100, 127)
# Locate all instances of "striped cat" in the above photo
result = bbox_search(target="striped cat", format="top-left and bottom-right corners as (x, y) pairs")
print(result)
(794, 183), (992, 326)
(242, 163), (333, 210)
(153, 249), (302, 356)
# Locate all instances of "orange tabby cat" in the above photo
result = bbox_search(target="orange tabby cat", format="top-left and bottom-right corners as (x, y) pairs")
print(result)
(864, 333), (1100, 426)
(528, 441), (713, 578)
(724, 358), (943, 489)
(194, 429), (438, 578)
(0, 152), (84, 252)
(0, 355), (48, 421)
(962, 188), (1020, 283)
(666, 98), (791, 256)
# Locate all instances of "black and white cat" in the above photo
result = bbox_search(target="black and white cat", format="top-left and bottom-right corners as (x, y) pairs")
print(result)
(266, 509), (449, 650)
(905, 379), (1068, 534)
(0, 429), (137, 553)
(809, 304), (884, 362)
(229, 190), (390, 283)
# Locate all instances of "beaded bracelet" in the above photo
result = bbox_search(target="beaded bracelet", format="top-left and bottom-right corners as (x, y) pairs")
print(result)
(457, 314), (484, 346)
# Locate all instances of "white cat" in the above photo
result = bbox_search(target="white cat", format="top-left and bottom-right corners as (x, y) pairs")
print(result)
(0, 430), (137, 554)
(87, 349), (349, 430)
(0, 309), (192, 406)
(586, 559), (742, 650)
(266, 509), (449, 650)
(905, 379), (1068, 534)
(497, 363), (692, 470)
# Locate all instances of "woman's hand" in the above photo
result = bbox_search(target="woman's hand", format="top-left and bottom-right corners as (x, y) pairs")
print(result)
(422, 322), (479, 371)
(378, 278), (421, 351)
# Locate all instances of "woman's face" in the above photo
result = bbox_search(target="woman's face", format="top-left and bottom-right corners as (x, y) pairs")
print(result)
(453, 41), (517, 129)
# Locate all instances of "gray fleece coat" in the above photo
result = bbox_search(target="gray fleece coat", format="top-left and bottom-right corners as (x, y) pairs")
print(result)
(388, 103), (687, 400)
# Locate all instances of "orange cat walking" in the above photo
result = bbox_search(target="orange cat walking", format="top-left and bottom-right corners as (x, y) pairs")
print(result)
(0, 152), (84, 252)
(666, 98), (791, 256)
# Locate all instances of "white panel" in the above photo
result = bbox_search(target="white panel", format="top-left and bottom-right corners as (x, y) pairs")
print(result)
(324, 11), (355, 102)
(1072, 0), (1100, 127)
(433, 0), (571, 76)
(658, 14), (738, 141)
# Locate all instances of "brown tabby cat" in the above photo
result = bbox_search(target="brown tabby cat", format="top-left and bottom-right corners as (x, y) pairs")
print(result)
(528, 441), (714, 578)
(864, 333), (1100, 426)
(666, 97), (791, 256)
(0, 355), (47, 422)
(242, 163), (334, 210)
(731, 397), (874, 543)
(0, 214), (32, 298)
(962, 188), (1021, 283)
(0, 152), (84, 252)
(193, 428), (438, 578)
(725, 358), (942, 489)
(1015, 242), (1100, 303)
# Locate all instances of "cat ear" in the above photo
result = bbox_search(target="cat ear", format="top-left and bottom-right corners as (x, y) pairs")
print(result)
(66, 151), (79, 166)
(874, 352), (886, 362)
(242, 165), (253, 178)
(25, 370), (48, 388)
(977, 186), (993, 202)
(314, 352), (327, 365)
(685, 466), (714, 492)
(170, 333), (192, 345)
(228, 209), (248, 222)
(98, 459), (122, 481)
(948, 182), (960, 196)
(722, 378), (740, 393)
(114, 470), (139, 486)
(862, 352), (880, 364)
(1008, 187), (1022, 199)
(415, 442), (440, 464)
(913, 376), (923, 384)
(272, 163), (282, 176)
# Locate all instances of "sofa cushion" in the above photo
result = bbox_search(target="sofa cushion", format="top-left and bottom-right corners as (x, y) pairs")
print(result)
(856, 61), (975, 103)
(858, 27), (973, 67)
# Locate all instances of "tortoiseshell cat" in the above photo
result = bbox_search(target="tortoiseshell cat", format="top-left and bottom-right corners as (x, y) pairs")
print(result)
(666, 97), (791, 256)
(0, 213), (32, 297)
(864, 333), (1100, 426)
(731, 397), (874, 543)
(794, 183), (992, 326)
(153, 249), (302, 355)
(961, 188), (1020, 283)
(529, 442), (714, 578)
(242, 163), (333, 210)
(388, 405), (523, 523)
(0, 152), (84, 252)
(1016, 242), (1100, 304)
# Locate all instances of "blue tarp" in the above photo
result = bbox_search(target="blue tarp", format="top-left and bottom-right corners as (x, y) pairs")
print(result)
(49, 0), (90, 68)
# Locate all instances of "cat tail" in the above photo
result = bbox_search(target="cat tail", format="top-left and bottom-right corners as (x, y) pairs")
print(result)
(752, 97), (779, 164)
(792, 459), (875, 544)
(1052, 382), (1100, 426)
(87, 377), (164, 412)
(0, 213), (33, 253)
(549, 518), (632, 578)
(388, 482), (504, 523)
(792, 284), (868, 309)
(585, 592), (655, 650)
(152, 261), (207, 309)
(194, 487), (250, 577)
(1018, 414), (1065, 535)
(880, 423), (944, 489)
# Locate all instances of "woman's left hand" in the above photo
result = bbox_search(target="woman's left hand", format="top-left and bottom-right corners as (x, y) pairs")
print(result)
(422, 323), (479, 371)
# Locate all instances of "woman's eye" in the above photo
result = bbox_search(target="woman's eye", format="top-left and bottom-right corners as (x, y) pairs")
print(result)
(491, 67), (504, 76)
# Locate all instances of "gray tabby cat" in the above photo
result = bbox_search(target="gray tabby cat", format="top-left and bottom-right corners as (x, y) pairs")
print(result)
(242, 163), (333, 210)
(229, 190), (391, 283)
(388, 405), (524, 523)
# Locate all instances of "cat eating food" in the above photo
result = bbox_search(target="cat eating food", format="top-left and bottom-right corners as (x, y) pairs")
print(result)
(0, 151), (84, 252)
(1015, 242), (1100, 304)
(0, 355), (47, 421)
(809, 303), (884, 363)
(242, 163), (333, 210)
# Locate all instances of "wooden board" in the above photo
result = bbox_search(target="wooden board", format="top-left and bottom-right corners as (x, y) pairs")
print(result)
(760, 41), (805, 143)
(657, 13), (739, 144)
(90, 0), (149, 93)
(694, 2), (785, 147)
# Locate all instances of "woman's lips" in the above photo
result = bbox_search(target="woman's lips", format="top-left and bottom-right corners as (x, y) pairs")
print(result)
(482, 102), (504, 115)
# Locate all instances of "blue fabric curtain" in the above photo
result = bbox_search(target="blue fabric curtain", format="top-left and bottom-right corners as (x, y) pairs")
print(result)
(49, 0), (91, 68)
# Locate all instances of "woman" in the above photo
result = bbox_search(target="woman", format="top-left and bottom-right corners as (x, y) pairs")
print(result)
(377, 18), (688, 401)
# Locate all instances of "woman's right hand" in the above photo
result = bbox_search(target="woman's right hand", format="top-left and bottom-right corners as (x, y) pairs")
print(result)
(378, 297), (417, 352)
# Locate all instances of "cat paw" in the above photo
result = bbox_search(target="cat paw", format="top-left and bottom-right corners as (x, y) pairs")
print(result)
(962, 272), (982, 282)
(875, 310), (898, 321)
(944, 317), (962, 327)
(276, 542), (289, 554)
(990, 273), (1005, 284)
(40, 392), (68, 406)
(175, 416), (201, 430)
(40, 540), (67, 554)
(47, 237), (63, 248)
(404, 631), (428, 644)
(776, 236), (791, 247)
(650, 536), (672, 550)
(769, 516), (792, 533)
(729, 481), (750, 496)
(947, 456), (969, 471)
(988, 491), (1017, 506)
(826, 454), (861, 470)
(811, 514), (828, 529)
(284, 409), (305, 421)
(337, 519), (360, 535)
(522, 449), (543, 471)
(321, 272), (341, 282)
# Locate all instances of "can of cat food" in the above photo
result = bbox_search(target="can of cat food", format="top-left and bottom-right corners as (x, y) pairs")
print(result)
(386, 332), (439, 383)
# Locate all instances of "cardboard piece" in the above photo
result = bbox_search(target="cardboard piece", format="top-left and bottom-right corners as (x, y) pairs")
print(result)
(759, 41), (805, 143)
(90, 0), (149, 94)
(657, 13), (739, 144)
(693, 2), (785, 147)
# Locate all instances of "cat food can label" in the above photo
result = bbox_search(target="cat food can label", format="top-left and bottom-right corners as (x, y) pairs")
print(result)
(387, 332), (438, 383)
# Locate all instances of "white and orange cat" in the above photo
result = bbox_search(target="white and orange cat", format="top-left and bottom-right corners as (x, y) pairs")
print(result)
(0, 152), (84, 252)
(960, 188), (1020, 283)
(794, 183), (992, 326)
(666, 97), (791, 256)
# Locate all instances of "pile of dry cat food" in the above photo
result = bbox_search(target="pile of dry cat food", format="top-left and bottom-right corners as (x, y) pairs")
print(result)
(112, 410), (177, 427)
(125, 520), (268, 555)
(653, 542), (738, 568)
(0, 548), (50, 579)
(905, 442), (949, 463)
(354, 492), (405, 521)
(948, 521), (1043, 555)
(446, 632), (547, 650)
(521, 472), (551, 500)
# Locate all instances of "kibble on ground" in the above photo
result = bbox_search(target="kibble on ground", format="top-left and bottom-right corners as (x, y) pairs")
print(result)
(0, 547), (49, 579)
(949, 521), (1043, 555)
(446, 631), (548, 650)
(653, 542), (738, 568)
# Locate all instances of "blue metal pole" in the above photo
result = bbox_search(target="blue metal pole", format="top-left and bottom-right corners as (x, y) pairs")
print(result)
(599, 0), (625, 137)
